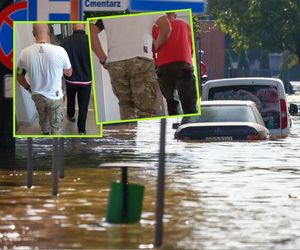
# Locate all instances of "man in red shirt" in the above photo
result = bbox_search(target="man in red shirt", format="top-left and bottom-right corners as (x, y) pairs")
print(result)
(153, 12), (197, 115)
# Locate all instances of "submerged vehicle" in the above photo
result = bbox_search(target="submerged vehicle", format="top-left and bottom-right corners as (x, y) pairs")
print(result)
(173, 100), (269, 141)
(202, 77), (297, 138)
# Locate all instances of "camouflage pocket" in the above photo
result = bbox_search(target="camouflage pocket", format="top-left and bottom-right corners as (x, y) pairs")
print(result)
(50, 98), (64, 134)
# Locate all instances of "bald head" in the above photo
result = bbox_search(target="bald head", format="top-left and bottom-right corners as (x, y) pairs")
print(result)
(72, 23), (85, 31)
(32, 24), (50, 42)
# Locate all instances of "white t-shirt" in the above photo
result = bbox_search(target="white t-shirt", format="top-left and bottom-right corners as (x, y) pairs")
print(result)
(103, 14), (165, 63)
(17, 43), (71, 99)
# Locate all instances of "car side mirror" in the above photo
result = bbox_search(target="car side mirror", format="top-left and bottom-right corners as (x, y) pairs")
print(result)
(289, 103), (298, 116)
(172, 123), (179, 129)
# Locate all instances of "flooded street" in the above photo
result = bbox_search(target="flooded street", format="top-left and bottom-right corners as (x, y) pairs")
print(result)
(1, 93), (300, 249)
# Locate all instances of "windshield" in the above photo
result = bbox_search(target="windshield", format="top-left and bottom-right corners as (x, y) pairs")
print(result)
(208, 85), (280, 129)
(181, 106), (257, 124)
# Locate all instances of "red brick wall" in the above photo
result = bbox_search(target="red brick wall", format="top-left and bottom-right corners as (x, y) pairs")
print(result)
(200, 21), (225, 80)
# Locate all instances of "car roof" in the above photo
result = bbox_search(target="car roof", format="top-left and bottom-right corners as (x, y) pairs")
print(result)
(201, 100), (256, 107)
(205, 77), (283, 86)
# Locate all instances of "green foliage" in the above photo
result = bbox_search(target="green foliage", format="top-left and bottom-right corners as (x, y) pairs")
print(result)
(208, 0), (300, 60)
(259, 50), (270, 70)
(192, 15), (201, 34)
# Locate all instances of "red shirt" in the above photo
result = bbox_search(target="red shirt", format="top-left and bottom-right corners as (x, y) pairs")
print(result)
(153, 19), (193, 67)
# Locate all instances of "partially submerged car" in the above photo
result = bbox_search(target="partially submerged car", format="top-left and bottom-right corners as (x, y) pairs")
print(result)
(202, 77), (297, 138)
(173, 100), (270, 141)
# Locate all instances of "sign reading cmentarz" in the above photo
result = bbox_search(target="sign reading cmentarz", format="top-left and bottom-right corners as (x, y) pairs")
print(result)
(83, 0), (129, 11)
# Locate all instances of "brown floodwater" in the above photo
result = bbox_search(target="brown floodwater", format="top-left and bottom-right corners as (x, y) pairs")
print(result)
(0, 94), (300, 249)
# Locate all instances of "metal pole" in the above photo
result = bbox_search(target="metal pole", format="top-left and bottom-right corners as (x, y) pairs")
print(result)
(52, 138), (59, 195)
(121, 167), (128, 219)
(58, 138), (64, 179)
(27, 138), (33, 188)
(155, 119), (166, 247)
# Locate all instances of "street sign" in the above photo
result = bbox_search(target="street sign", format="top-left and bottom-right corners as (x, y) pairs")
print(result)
(84, 0), (129, 12)
(129, 0), (207, 14)
(0, 0), (83, 70)
(0, 1), (27, 70)
(27, 0), (82, 20)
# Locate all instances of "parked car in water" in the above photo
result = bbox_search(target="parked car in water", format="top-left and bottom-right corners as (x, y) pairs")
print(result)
(173, 100), (270, 141)
(201, 77), (297, 138)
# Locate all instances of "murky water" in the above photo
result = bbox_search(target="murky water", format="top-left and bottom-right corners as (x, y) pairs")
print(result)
(1, 94), (300, 249)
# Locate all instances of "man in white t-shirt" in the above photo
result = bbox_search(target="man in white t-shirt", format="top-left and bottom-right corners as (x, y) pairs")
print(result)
(90, 14), (171, 120)
(17, 24), (72, 135)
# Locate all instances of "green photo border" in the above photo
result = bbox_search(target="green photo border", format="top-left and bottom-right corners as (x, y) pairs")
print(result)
(87, 8), (201, 125)
(13, 21), (103, 138)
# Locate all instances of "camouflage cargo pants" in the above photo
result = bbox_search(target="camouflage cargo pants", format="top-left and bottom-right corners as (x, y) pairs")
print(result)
(106, 57), (159, 120)
(32, 94), (64, 135)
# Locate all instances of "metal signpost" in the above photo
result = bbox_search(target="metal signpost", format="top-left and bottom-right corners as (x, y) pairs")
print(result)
(155, 119), (167, 247)
(27, 138), (33, 188)
(52, 138), (59, 196)
(58, 138), (65, 179)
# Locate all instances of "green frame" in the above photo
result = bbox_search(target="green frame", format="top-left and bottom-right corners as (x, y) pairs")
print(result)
(87, 8), (201, 125)
(13, 21), (103, 138)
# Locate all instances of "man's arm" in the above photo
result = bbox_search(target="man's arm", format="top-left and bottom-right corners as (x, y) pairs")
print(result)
(187, 24), (193, 57)
(90, 22), (107, 64)
(153, 15), (171, 51)
(16, 74), (31, 93)
(63, 68), (72, 77)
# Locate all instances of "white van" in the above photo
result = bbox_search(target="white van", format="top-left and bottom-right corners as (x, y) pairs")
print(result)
(202, 77), (291, 138)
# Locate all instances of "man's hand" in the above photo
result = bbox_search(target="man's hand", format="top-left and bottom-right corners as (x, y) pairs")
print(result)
(99, 56), (107, 69)
(17, 74), (31, 94)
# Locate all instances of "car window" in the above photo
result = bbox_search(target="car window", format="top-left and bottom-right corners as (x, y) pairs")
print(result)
(208, 85), (280, 129)
(181, 106), (257, 124)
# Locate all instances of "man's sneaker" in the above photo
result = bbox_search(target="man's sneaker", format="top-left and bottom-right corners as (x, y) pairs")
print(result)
(79, 131), (86, 136)
(67, 116), (76, 123)
(43, 132), (50, 135)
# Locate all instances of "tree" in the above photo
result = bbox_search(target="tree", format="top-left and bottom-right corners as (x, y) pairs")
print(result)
(279, 51), (295, 93)
(208, 0), (300, 61)
(259, 50), (270, 70)
(238, 50), (249, 71)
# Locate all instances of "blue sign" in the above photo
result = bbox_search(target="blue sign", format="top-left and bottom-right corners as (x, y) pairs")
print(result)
(27, 0), (83, 21)
(129, 0), (207, 14)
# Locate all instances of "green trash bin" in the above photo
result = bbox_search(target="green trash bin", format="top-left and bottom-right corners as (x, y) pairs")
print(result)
(106, 181), (144, 224)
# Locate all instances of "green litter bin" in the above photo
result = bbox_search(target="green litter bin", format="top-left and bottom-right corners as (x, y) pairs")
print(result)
(106, 181), (144, 224)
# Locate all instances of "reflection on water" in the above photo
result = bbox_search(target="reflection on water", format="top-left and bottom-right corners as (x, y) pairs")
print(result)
(1, 97), (300, 249)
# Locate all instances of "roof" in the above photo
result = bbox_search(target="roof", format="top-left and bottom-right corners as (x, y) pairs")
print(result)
(201, 100), (256, 107)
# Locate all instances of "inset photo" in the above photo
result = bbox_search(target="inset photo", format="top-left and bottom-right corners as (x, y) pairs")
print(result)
(14, 21), (102, 138)
(88, 9), (201, 124)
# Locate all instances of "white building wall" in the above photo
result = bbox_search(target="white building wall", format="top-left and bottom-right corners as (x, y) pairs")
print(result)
(15, 24), (38, 124)
(93, 31), (120, 122)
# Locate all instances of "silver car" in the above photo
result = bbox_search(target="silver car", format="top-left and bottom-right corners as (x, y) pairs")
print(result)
(173, 100), (270, 141)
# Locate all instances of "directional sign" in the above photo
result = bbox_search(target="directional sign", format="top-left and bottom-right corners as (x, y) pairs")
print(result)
(28, 0), (82, 21)
(84, 0), (129, 12)
(129, 0), (207, 14)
